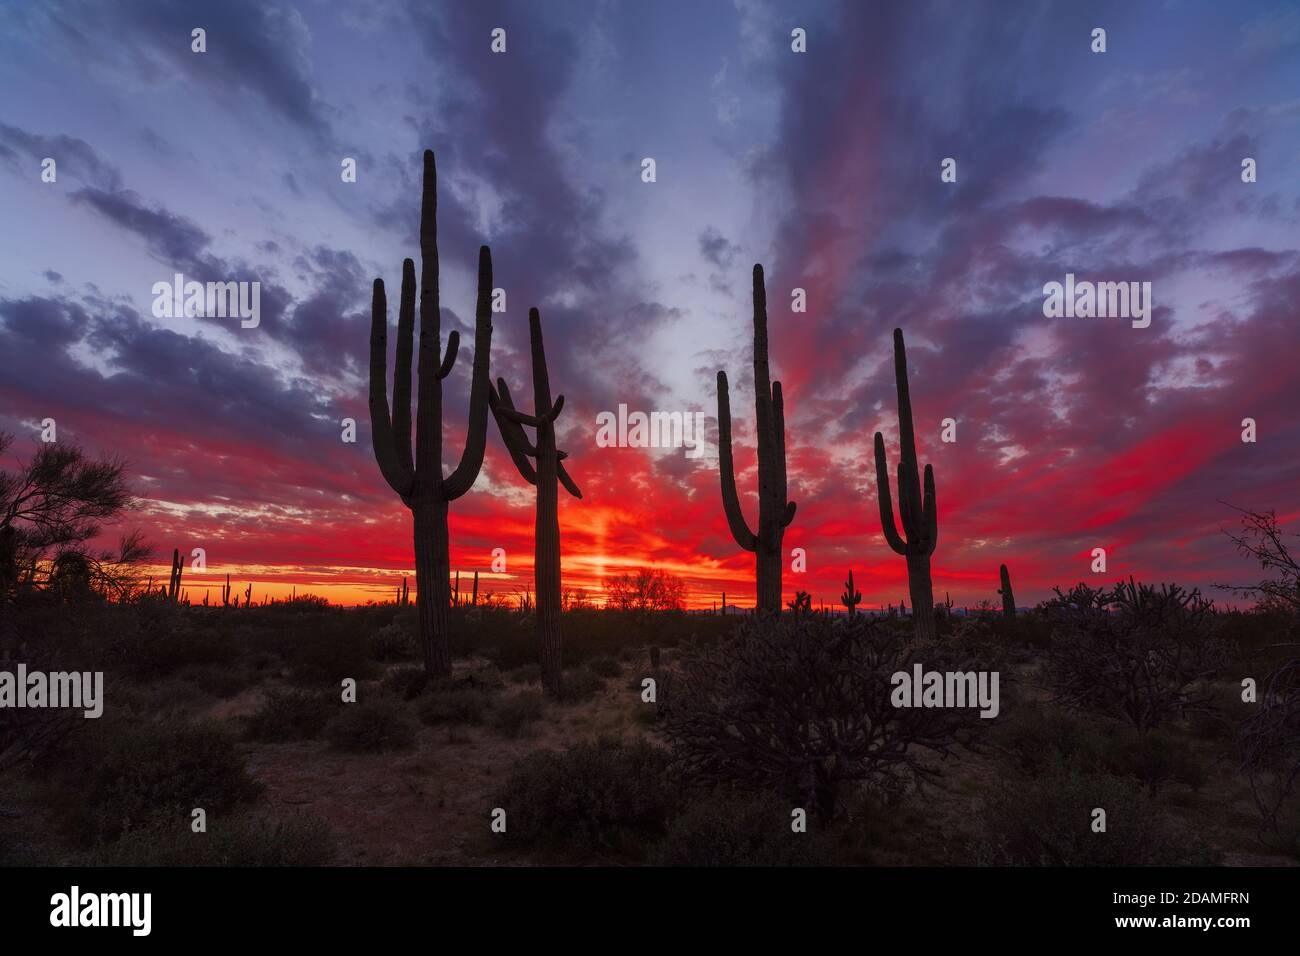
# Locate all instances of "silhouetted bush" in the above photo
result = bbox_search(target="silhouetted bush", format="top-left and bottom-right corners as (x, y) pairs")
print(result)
(587, 656), (623, 678)
(370, 619), (418, 661)
(245, 689), (340, 742)
(494, 737), (676, 855)
(663, 615), (983, 821)
(490, 691), (545, 737)
(649, 791), (827, 866)
(79, 723), (262, 842)
(972, 768), (1220, 865)
(418, 686), (491, 726)
(993, 701), (1207, 795)
(325, 697), (416, 753)
(87, 813), (336, 866)
(381, 664), (429, 700)
(560, 665), (604, 703)
(1044, 580), (1234, 728)
(1239, 657), (1300, 847)
(287, 617), (373, 685)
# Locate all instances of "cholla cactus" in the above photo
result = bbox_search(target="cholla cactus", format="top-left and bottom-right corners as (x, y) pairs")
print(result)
(368, 150), (494, 678)
(717, 265), (796, 617)
(873, 329), (938, 641)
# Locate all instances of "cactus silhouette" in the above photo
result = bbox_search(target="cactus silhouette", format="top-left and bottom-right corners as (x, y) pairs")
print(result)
(167, 548), (183, 603)
(489, 307), (581, 699)
(841, 569), (862, 616)
(873, 328), (937, 641)
(717, 265), (796, 617)
(999, 563), (1016, 619)
(787, 589), (812, 617)
(369, 149), (494, 678)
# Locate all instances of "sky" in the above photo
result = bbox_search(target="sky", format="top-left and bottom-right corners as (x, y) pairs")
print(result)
(1, 0), (1299, 609)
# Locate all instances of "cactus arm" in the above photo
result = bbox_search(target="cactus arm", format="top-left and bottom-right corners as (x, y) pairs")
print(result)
(773, 380), (795, 524)
(488, 380), (538, 485)
(921, 463), (937, 554)
(751, 266), (774, 500)
(558, 461), (581, 499)
(717, 370), (758, 552)
(392, 258), (416, 477)
(413, 150), (442, 481)
(442, 246), (496, 501)
(437, 331), (459, 379)
(369, 277), (416, 499)
(496, 394), (564, 428)
(873, 431), (906, 554)
(892, 328), (919, 479)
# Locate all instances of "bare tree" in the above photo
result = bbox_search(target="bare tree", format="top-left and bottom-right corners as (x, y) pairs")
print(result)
(1217, 502), (1300, 614)
(604, 567), (686, 612)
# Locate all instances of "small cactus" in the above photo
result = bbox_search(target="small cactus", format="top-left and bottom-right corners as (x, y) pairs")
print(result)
(840, 569), (862, 616)
(998, 564), (1016, 619)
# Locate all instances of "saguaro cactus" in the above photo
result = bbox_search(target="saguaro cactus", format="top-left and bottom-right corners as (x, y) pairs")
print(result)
(841, 569), (862, 616)
(873, 328), (938, 641)
(717, 265), (797, 617)
(999, 563), (1016, 619)
(489, 308), (581, 699)
(167, 548), (183, 603)
(369, 149), (494, 678)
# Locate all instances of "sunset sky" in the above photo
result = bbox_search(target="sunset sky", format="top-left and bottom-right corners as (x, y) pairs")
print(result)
(2, 0), (1299, 609)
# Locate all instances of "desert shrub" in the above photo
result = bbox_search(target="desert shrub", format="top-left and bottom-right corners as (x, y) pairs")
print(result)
(494, 737), (676, 855)
(991, 702), (1108, 776)
(325, 697), (417, 753)
(285, 617), (373, 685)
(972, 768), (1220, 865)
(993, 702), (1207, 794)
(418, 686), (491, 726)
(1043, 580), (1234, 729)
(87, 813), (336, 866)
(245, 688), (340, 742)
(560, 666), (604, 703)
(649, 790), (828, 866)
(491, 691), (545, 737)
(78, 722), (262, 843)
(588, 657), (623, 679)
(109, 596), (240, 679)
(1102, 726), (1207, 795)
(177, 663), (249, 699)
(381, 664), (429, 700)
(370, 620), (417, 661)
(1239, 657), (1300, 846)
(663, 615), (983, 822)
(507, 663), (542, 685)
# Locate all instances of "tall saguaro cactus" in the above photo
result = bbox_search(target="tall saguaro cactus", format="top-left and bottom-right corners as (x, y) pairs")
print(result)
(369, 149), (494, 678)
(489, 308), (581, 699)
(873, 328), (938, 641)
(717, 265), (796, 617)
(998, 563), (1016, 619)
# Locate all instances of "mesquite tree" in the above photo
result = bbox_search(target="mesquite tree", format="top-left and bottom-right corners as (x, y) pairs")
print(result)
(873, 328), (938, 641)
(369, 149), (494, 678)
(488, 308), (581, 699)
(717, 265), (796, 617)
